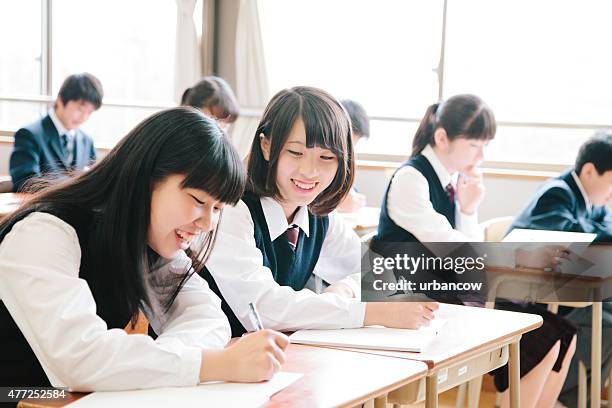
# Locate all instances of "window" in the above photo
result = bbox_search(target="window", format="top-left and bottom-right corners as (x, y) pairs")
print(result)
(258, 0), (612, 166)
(0, 0), (181, 147)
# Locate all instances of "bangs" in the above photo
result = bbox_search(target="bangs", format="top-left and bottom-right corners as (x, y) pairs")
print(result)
(182, 133), (246, 205)
(464, 105), (496, 141)
(301, 97), (349, 157)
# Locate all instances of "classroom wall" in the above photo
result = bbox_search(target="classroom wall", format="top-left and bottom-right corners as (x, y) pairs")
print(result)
(0, 142), (547, 219)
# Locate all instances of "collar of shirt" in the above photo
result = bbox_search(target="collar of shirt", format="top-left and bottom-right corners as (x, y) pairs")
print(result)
(260, 196), (310, 241)
(421, 144), (456, 188)
(571, 170), (592, 215)
(49, 108), (76, 138)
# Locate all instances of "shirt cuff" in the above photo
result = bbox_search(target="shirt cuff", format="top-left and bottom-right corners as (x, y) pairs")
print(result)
(349, 301), (367, 328)
(179, 346), (202, 386)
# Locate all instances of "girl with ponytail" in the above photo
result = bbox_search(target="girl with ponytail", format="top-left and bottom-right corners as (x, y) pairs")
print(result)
(373, 95), (576, 407)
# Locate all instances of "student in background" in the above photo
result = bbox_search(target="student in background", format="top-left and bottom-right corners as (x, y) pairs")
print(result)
(9, 73), (103, 192)
(0, 108), (288, 391)
(508, 130), (612, 407)
(201, 86), (438, 337)
(337, 99), (369, 213)
(181, 76), (240, 133)
(373, 94), (577, 408)
(510, 130), (612, 241)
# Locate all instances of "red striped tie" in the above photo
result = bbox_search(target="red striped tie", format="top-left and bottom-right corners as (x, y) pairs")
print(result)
(286, 225), (299, 251)
(445, 182), (456, 204)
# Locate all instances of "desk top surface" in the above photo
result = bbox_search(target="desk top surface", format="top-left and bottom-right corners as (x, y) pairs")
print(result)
(18, 344), (428, 408)
(266, 344), (427, 407)
(332, 303), (542, 371)
(0, 192), (23, 218)
(338, 206), (380, 231)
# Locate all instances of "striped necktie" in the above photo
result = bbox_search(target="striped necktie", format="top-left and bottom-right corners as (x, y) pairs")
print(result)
(286, 224), (299, 251)
(61, 133), (75, 168)
(445, 182), (456, 204)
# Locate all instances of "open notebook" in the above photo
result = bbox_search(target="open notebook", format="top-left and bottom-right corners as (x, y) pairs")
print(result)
(502, 228), (596, 243)
(290, 319), (446, 353)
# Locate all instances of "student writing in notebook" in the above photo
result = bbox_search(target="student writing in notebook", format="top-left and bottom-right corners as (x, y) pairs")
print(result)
(201, 86), (438, 337)
(0, 108), (288, 393)
(508, 130), (612, 406)
(372, 94), (577, 408)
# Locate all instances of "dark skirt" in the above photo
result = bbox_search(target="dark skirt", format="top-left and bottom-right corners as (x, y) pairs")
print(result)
(491, 302), (577, 392)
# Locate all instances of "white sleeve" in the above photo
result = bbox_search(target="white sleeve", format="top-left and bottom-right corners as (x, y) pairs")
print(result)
(312, 211), (361, 297)
(148, 253), (231, 351)
(205, 201), (366, 332)
(387, 166), (483, 244)
(455, 207), (485, 240)
(0, 213), (201, 391)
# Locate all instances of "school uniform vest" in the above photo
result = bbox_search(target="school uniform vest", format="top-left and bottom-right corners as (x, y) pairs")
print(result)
(373, 153), (455, 247)
(201, 191), (329, 337)
(370, 154), (465, 302)
(0, 207), (134, 387)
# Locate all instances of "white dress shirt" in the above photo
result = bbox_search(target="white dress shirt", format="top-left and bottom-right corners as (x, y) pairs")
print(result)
(48, 108), (76, 138)
(205, 196), (366, 332)
(571, 170), (592, 216)
(0, 212), (231, 391)
(387, 145), (484, 246)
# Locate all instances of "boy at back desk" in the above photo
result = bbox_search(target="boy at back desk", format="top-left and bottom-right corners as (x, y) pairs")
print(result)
(508, 130), (612, 406)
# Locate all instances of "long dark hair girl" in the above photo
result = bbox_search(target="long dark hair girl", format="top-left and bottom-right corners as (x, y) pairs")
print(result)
(0, 107), (246, 323)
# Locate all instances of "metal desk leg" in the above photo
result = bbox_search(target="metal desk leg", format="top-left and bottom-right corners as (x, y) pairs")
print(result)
(374, 394), (387, 408)
(509, 340), (520, 408)
(426, 373), (439, 408)
(578, 360), (587, 408)
(591, 301), (602, 408)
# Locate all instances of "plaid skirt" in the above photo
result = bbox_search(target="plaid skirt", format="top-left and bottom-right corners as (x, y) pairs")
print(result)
(491, 302), (577, 392)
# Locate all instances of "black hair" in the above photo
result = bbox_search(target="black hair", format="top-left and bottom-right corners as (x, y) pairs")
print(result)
(0, 107), (246, 323)
(575, 130), (612, 175)
(57, 73), (104, 109)
(181, 76), (239, 123)
(247, 86), (354, 215)
(340, 99), (370, 139)
(411, 94), (496, 157)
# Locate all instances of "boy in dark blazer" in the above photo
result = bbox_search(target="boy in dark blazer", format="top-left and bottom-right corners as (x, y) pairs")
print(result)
(508, 130), (612, 406)
(509, 131), (612, 241)
(9, 73), (103, 192)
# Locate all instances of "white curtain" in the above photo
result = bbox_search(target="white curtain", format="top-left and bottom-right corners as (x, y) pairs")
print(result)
(175, 0), (202, 103)
(231, 0), (270, 158)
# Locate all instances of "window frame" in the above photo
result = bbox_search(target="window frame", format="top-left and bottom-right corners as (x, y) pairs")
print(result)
(1, 0), (610, 170)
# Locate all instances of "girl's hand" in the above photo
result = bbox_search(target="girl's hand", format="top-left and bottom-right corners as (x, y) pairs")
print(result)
(200, 329), (289, 383)
(515, 245), (570, 270)
(364, 302), (439, 329)
(456, 169), (485, 215)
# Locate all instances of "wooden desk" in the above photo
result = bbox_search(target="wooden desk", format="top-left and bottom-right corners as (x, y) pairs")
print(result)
(327, 303), (543, 408)
(266, 344), (427, 408)
(486, 250), (611, 408)
(339, 206), (380, 235)
(18, 344), (428, 408)
(0, 192), (23, 220)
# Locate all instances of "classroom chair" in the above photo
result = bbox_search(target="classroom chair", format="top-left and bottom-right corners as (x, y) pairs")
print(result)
(0, 175), (12, 193)
(481, 216), (515, 242)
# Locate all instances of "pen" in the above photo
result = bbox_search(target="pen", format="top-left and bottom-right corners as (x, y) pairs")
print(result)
(248, 302), (264, 331)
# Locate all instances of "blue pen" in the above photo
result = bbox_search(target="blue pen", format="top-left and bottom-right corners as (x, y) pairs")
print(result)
(248, 302), (264, 331)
